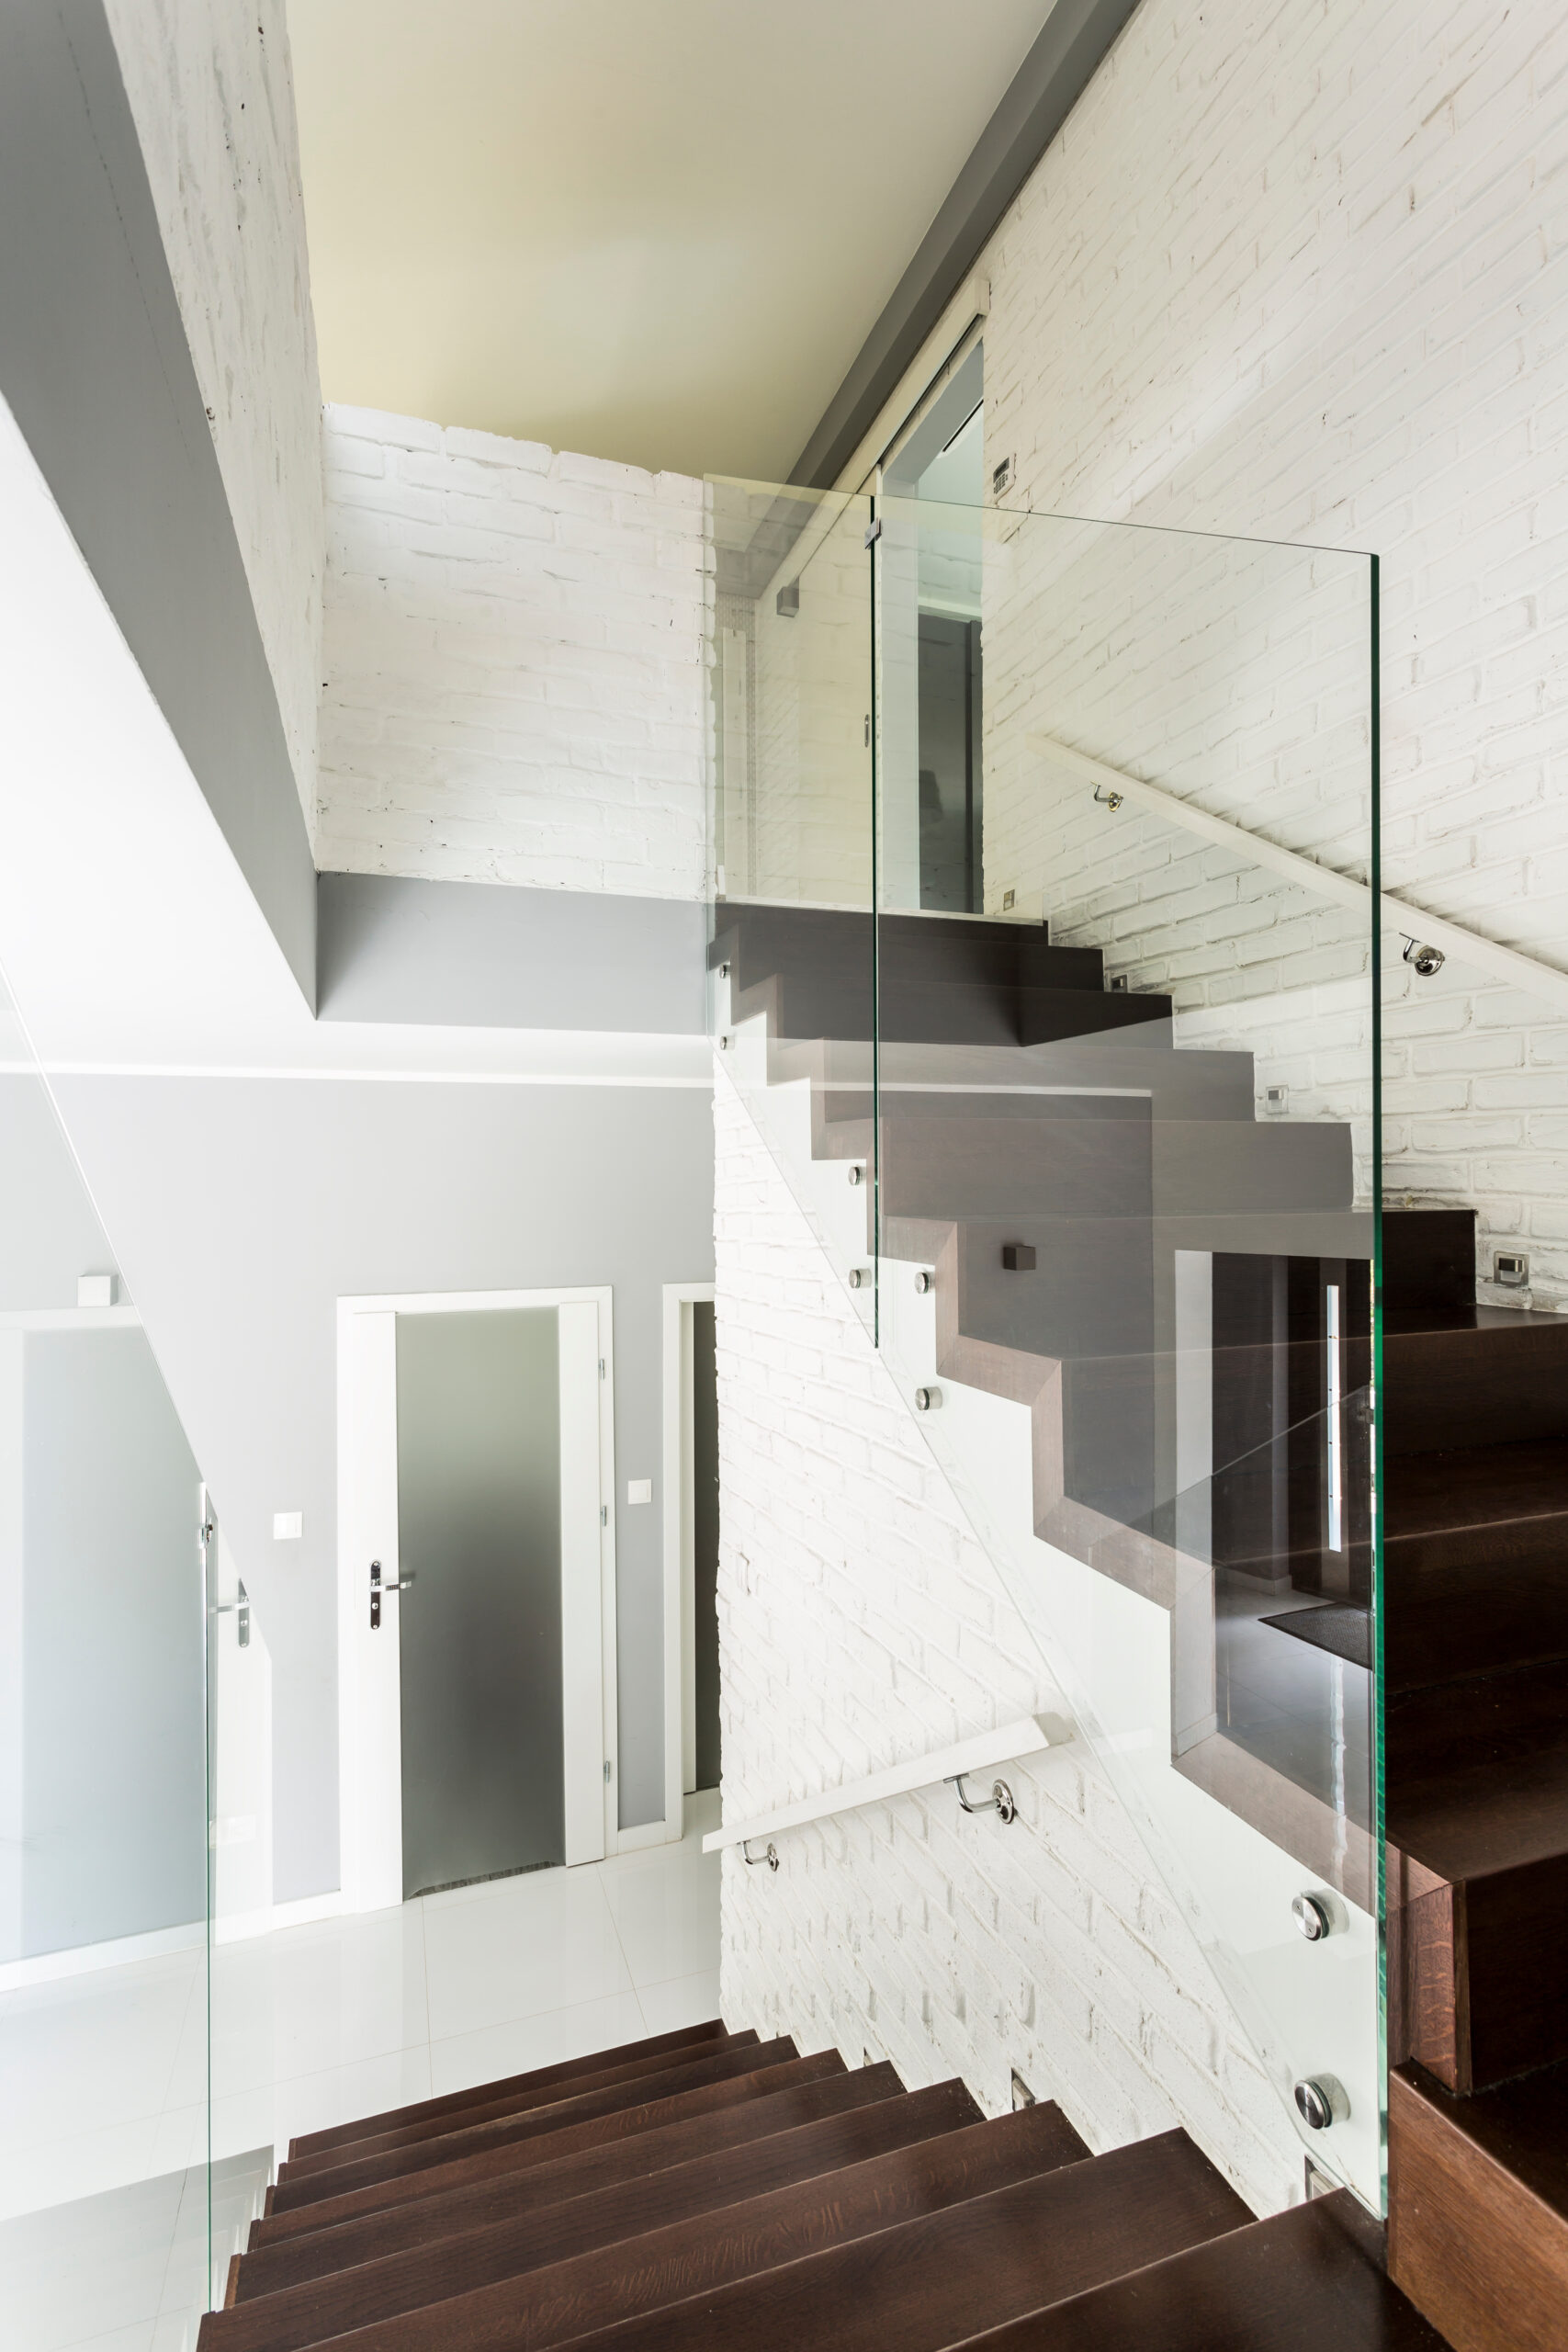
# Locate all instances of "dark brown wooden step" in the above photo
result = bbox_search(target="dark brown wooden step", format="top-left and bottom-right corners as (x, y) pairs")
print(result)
(1390, 2058), (1568, 2349)
(1384, 1304), (1568, 1458)
(246, 2099), (1100, 2352)
(1383, 1438), (1568, 1693)
(287, 2022), (731, 2163)
(1387, 1661), (1568, 2089)
(280, 2034), (758, 2179)
(266, 2041), (807, 2221)
(529, 2128), (1249, 2352)
(209, 2080), (1010, 2352)
(240, 2064), (908, 2300)
(955, 2188), (1444, 2350)
(247, 2052), (846, 2248)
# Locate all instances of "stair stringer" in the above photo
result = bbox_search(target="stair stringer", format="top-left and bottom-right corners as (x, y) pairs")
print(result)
(713, 1028), (1382, 2213)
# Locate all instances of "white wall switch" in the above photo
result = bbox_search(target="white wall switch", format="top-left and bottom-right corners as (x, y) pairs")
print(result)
(273, 1511), (303, 1541)
(626, 1478), (653, 1506)
(77, 1273), (117, 1307)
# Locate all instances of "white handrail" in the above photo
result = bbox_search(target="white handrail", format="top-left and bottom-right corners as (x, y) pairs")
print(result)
(702, 1713), (1058, 1855)
(1028, 734), (1568, 1018)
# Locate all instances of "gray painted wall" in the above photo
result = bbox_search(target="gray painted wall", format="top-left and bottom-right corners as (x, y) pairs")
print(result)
(51, 1075), (716, 1900)
(0, 0), (316, 1001)
(0, 1078), (122, 1313)
(22, 1329), (205, 1956)
(318, 875), (707, 1034)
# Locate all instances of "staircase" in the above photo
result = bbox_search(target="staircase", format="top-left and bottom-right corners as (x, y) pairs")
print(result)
(1382, 1208), (1568, 2347)
(711, 903), (1568, 2346)
(203, 2018), (1438, 2349)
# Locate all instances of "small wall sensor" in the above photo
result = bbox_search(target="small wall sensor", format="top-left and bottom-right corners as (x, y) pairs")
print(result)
(1001, 888), (1016, 911)
(1495, 1250), (1529, 1288)
(1264, 1084), (1289, 1114)
(273, 1511), (303, 1541)
(1002, 1243), (1037, 1272)
(626, 1478), (653, 1506)
(77, 1273), (117, 1307)
(775, 579), (800, 618)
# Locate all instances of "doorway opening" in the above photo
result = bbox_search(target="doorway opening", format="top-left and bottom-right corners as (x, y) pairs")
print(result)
(662, 1283), (719, 1836)
(336, 1287), (616, 1915)
(882, 341), (986, 914)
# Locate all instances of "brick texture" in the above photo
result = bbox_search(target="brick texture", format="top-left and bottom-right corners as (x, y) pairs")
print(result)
(713, 1069), (1301, 2217)
(317, 408), (708, 896)
(969, 0), (1568, 1307)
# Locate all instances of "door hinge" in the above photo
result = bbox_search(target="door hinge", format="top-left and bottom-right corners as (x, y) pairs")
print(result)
(600, 1503), (608, 1526)
(604, 1759), (613, 1783)
(863, 518), (882, 548)
(599, 1357), (606, 1380)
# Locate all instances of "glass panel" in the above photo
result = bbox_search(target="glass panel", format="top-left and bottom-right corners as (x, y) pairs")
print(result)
(396, 1307), (564, 1896)
(706, 478), (877, 1336)
(872, 491), (1382, 2206)
(705, 470), (1386, 2213)
(0, 973), (220, 2341)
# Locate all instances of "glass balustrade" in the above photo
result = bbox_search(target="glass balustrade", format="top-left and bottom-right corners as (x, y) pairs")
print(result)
(706, 473), (1384, 2210)
(0, 972), (234, 2347)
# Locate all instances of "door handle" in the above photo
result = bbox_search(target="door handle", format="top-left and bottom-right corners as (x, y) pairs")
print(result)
(369, 1560), (414, 1629)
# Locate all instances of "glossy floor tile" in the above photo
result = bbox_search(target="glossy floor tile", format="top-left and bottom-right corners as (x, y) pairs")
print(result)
(0, 1792), (724, 2239)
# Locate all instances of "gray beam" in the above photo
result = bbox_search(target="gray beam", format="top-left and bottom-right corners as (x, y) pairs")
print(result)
(317, 873), (708, 1035)
(0, 2), (317, 1005)
(790, 0), (1142, 491)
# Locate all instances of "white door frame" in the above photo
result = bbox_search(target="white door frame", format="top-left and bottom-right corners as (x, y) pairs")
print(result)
(336, 1286), (619, 1913)
(661, 1283), (716, 1842)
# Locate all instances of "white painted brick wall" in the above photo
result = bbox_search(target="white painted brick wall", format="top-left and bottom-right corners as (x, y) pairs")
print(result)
(106, 0), (323, 834)
(970, 0), (1568, 1305)
(317, 408), (708, 897)
(714, 1070), (1302, 2217)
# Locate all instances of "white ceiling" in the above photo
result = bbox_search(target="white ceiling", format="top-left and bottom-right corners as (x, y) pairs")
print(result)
(286, 0), (1052, 482)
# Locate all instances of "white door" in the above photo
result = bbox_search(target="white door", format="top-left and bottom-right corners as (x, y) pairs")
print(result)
(337, 1291), (615, 1913)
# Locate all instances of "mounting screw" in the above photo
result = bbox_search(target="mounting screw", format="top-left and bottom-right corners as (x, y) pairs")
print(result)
(914, 1271), (933, 1295)
(718, 961), (730, 979)
(914, 1385), (942, 1411)
(1293, 2076), (1348, 2132)
(848, 1164), (864, 1186)
(719, 1034), (731, 1050)
(848, 1267), (870, 1290)
(1292, 1891), (1334, 1942)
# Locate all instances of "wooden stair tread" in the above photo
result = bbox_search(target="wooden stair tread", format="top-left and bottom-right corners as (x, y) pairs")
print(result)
(280, 2034), (758, 2177)
(287, 2022), (731, 2162)
(250, 2052), (844, 2245)
(1402, 2056), (1568, 2217)
(231, 2099), (1095, 2352)
(1388, 1724), (1568, 1883)
(1385, 1437), (1568, 1541)
(210, 2083), (1018, 2352)
(270, 2039), (801, 2210)
(951, 2190), (1444, 2350)
(1391, 2061), (1568, 2347)
(240, 2065), (907, 2301)
(528, 2127), (1250, 2352)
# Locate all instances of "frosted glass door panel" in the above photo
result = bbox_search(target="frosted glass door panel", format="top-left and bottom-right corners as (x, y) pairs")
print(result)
(396, 1308), (564, 1897)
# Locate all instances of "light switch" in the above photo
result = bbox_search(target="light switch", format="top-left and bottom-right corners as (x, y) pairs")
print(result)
(273, 1511), (303, 1541)
(626, 1479), (653, 1507)
(77, 1273), (117, 1307)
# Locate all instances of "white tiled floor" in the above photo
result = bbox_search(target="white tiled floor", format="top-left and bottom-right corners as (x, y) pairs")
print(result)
(0, 1792), (723, 2231)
